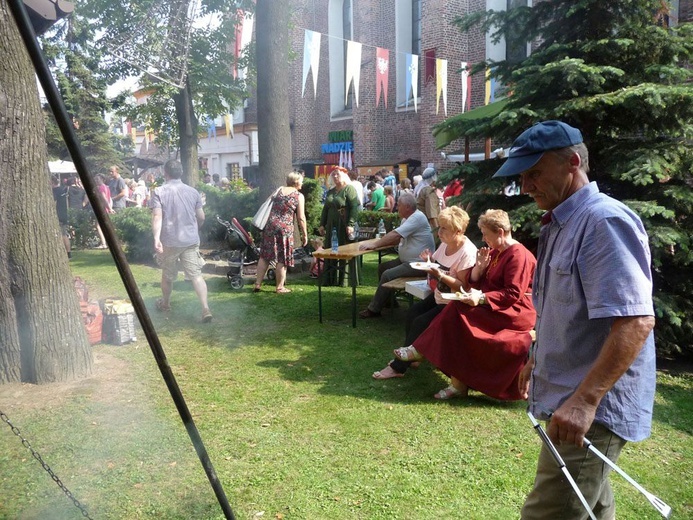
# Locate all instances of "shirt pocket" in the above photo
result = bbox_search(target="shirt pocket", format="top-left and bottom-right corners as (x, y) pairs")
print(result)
(548, 255), (574, 304)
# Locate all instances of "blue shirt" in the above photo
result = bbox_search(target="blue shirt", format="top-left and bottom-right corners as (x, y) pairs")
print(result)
(530, 182), (656, 442)
(395, 210), (435, 264)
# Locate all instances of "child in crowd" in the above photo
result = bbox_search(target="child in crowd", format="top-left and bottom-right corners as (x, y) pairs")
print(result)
(309, 237), (325, 279)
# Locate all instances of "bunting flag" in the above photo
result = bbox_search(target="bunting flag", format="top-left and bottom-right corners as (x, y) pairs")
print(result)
(224, 114), (233, 138)
(301, 30), (322, 98)
(485, 68), (491, 105)
(130, 123), (137, 143)
(232, 10), (244, 79)
(345, 40), (362, 106)
(143, 127), (150, 150)
(346, 150), (353, 170)
(339, 149), (345, 167)
(461, 61), (472, 112)
(436, 58), (448, 116)
(375, 47), (389, 107)
(207, 116), (216, 141)
(405, 53), (419, 112)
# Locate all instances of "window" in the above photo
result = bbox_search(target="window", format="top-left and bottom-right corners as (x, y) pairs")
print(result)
(505, 0), (528, 64)
(328, 0), (353, 117)
(395, 0), (422, 108)
(226, 163), (241, 180)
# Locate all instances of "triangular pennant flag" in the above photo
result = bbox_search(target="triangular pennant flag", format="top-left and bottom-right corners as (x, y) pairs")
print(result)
(485, 67), (491, 105)
(345, 40), (362, 106)
(436, 58), (447, 116)
(301, 30), (321, 98)
(461, 61), (471, 113)
(347, 150), (353, 170)
(224, 114), (233, 138)
(232, 9), (244, 79)
(207, 116), (216, 141)
(375, 47), (389, 108)
(339, 148), (345, 167)
(405, 53), (419, 112)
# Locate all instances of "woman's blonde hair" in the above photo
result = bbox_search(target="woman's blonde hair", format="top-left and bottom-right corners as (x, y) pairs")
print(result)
(438, 206), (470, 234)
(478, 209), (511, 233)
(384, 185), (394, 196)
(286, 171), (304, 187)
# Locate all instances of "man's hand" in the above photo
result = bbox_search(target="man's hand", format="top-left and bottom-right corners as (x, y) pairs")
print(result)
(547, 394), (598, 448)
(154, 238), (163, 254)
(359, 242), (375, 251)
(518, 356), (534, 399)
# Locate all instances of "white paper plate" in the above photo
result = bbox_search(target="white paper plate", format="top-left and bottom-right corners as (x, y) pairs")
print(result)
(410, 261), (439, 271)
(440, 289), (483, 301)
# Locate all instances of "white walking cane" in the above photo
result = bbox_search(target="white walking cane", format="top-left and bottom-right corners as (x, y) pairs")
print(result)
(527, 411), (672, 519)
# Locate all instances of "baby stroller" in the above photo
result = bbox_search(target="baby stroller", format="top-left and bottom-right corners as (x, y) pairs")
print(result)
(215, 216), (275, 289)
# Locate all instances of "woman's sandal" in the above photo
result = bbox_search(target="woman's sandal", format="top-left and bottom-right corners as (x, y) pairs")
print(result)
(433, 385), (464, 400)
(276, 287), (292, 294)
(393, 346), (423, 362)
(372, 365), (404, 380)
(253, 284), (262, 293)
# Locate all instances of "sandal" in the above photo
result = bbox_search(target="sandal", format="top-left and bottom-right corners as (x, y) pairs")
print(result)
(155, 298), (171, 312)
(276, 287), (292, 294)
(372, 365), (404, 380)
(253, 284), (262, 293)
(433, 385), (465, 400)
(393, 346), (423, 362)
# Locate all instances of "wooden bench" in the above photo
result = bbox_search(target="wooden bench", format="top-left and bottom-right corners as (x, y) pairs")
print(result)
(382, 276), (427, 306)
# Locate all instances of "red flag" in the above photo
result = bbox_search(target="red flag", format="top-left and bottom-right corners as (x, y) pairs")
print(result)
(375, 47), (389, 108)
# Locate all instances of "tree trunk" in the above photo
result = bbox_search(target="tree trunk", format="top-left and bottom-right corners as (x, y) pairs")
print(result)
(173, 75), (199, 186)
(256, 0), (293, 200)
(0, 0), (92, 384)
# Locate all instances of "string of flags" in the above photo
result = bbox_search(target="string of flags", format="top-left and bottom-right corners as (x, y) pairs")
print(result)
(300, 28), (497, 115)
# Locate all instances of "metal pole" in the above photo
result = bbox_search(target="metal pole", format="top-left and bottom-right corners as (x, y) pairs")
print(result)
(6, 2), (235, 518)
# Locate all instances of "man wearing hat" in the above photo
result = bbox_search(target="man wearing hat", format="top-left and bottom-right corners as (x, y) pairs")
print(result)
(495, 121), (656, 519)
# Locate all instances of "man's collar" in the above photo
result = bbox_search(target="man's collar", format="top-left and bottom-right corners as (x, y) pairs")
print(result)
(552, 182), (599, 226)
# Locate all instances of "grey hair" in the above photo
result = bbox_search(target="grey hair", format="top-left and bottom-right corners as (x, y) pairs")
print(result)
(551, 143), (590, 175)
(397, 192), (416, 211)
(164, 160), (184, 179)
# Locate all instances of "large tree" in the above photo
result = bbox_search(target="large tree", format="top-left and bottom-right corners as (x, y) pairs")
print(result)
(0, 0), (93, 384)
(434, 0), (693, 355)
(42, 11), (127, 173)
(255, 0), (293, 200)
(81, 0), (254, 185)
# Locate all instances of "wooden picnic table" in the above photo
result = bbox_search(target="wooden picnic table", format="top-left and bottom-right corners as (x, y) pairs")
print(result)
(312, 239), (392, 327)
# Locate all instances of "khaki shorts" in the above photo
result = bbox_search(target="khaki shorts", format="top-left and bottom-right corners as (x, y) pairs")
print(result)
(158, 245), (205, 282)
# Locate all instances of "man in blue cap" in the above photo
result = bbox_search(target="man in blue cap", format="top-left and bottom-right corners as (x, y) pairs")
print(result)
(495, 121), (656, 519)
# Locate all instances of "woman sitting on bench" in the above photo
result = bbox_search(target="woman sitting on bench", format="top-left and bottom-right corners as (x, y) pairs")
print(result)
(372, 206), (477, 379)
(390, 209), (536, 401)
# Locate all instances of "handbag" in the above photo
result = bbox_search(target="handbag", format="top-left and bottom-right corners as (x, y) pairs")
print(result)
(251, 188), (281, 230)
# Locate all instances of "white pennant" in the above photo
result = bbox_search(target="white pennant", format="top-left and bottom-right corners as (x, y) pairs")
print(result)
(345, 40), (362, 107)
(461, 61), (469, 113)
(301, 30), (321, 98)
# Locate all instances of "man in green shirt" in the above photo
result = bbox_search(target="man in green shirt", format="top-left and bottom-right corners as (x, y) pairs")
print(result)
(366, 181), (385, 211)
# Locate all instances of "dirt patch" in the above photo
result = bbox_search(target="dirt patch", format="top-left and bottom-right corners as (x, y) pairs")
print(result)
(0, 350), (137, 413)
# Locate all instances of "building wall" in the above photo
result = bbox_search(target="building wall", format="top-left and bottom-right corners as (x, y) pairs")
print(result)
(287, 0), (489, 177)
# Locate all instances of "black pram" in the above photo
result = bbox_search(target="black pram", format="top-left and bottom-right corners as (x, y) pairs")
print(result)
(216, 216), (275, 289)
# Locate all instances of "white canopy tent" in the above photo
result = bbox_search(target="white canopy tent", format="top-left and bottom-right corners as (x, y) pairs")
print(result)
(48, 160), (77, 174)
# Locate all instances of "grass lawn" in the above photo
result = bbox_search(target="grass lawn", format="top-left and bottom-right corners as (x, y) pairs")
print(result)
(1, 250), (691, 519)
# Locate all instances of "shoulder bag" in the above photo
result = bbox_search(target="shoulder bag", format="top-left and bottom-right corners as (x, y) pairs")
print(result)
(251, 188), (281, 230)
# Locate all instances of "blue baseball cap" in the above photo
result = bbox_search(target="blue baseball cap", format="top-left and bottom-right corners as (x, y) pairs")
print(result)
(493, 121), (583, 178)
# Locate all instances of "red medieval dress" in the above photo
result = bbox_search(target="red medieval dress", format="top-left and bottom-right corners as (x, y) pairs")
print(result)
(413, 243), (537, 400)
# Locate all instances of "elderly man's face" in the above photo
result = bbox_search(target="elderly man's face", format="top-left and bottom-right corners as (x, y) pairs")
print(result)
(520, 152), (577, 211)
(109, 167), (118, 178)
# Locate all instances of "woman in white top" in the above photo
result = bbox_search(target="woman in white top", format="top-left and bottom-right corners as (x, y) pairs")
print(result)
(373, 206), (478, 379)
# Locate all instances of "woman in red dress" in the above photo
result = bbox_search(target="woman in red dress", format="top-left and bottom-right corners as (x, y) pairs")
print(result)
(254, 171), (308, 293)
(394, 209), (536, 401)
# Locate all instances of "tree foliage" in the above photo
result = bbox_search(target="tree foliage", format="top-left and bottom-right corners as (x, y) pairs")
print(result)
(41, 13), (129, 174)
(79, 0), (254, 183)
(435, 0), (693, 356)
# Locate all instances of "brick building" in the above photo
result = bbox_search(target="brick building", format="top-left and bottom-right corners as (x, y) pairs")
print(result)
(286, 0), (495, 179)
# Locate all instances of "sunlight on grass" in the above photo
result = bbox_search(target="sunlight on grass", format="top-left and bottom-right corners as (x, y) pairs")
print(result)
(0, 250), (691, 519)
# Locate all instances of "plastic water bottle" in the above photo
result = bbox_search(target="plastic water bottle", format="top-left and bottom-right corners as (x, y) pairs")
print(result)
(377, 219), (386, 238)
(331, 227), (339, 253)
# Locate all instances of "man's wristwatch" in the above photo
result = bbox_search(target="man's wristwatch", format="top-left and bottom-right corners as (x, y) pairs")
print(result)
(478, 293), (487, 305)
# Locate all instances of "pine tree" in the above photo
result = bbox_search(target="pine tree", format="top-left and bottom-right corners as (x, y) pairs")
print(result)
(42, 14), (126, 175)
(435, 0), (693, 355)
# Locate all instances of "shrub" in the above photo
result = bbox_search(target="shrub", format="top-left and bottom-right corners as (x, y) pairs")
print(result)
(69, 209), (100, 249)
(357, 210), (401, 233)
(110, 207), (155, 264)
(197, 183), (259, 243)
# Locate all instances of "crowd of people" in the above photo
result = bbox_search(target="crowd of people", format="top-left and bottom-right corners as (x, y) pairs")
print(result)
(53, 120), (657, 518)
